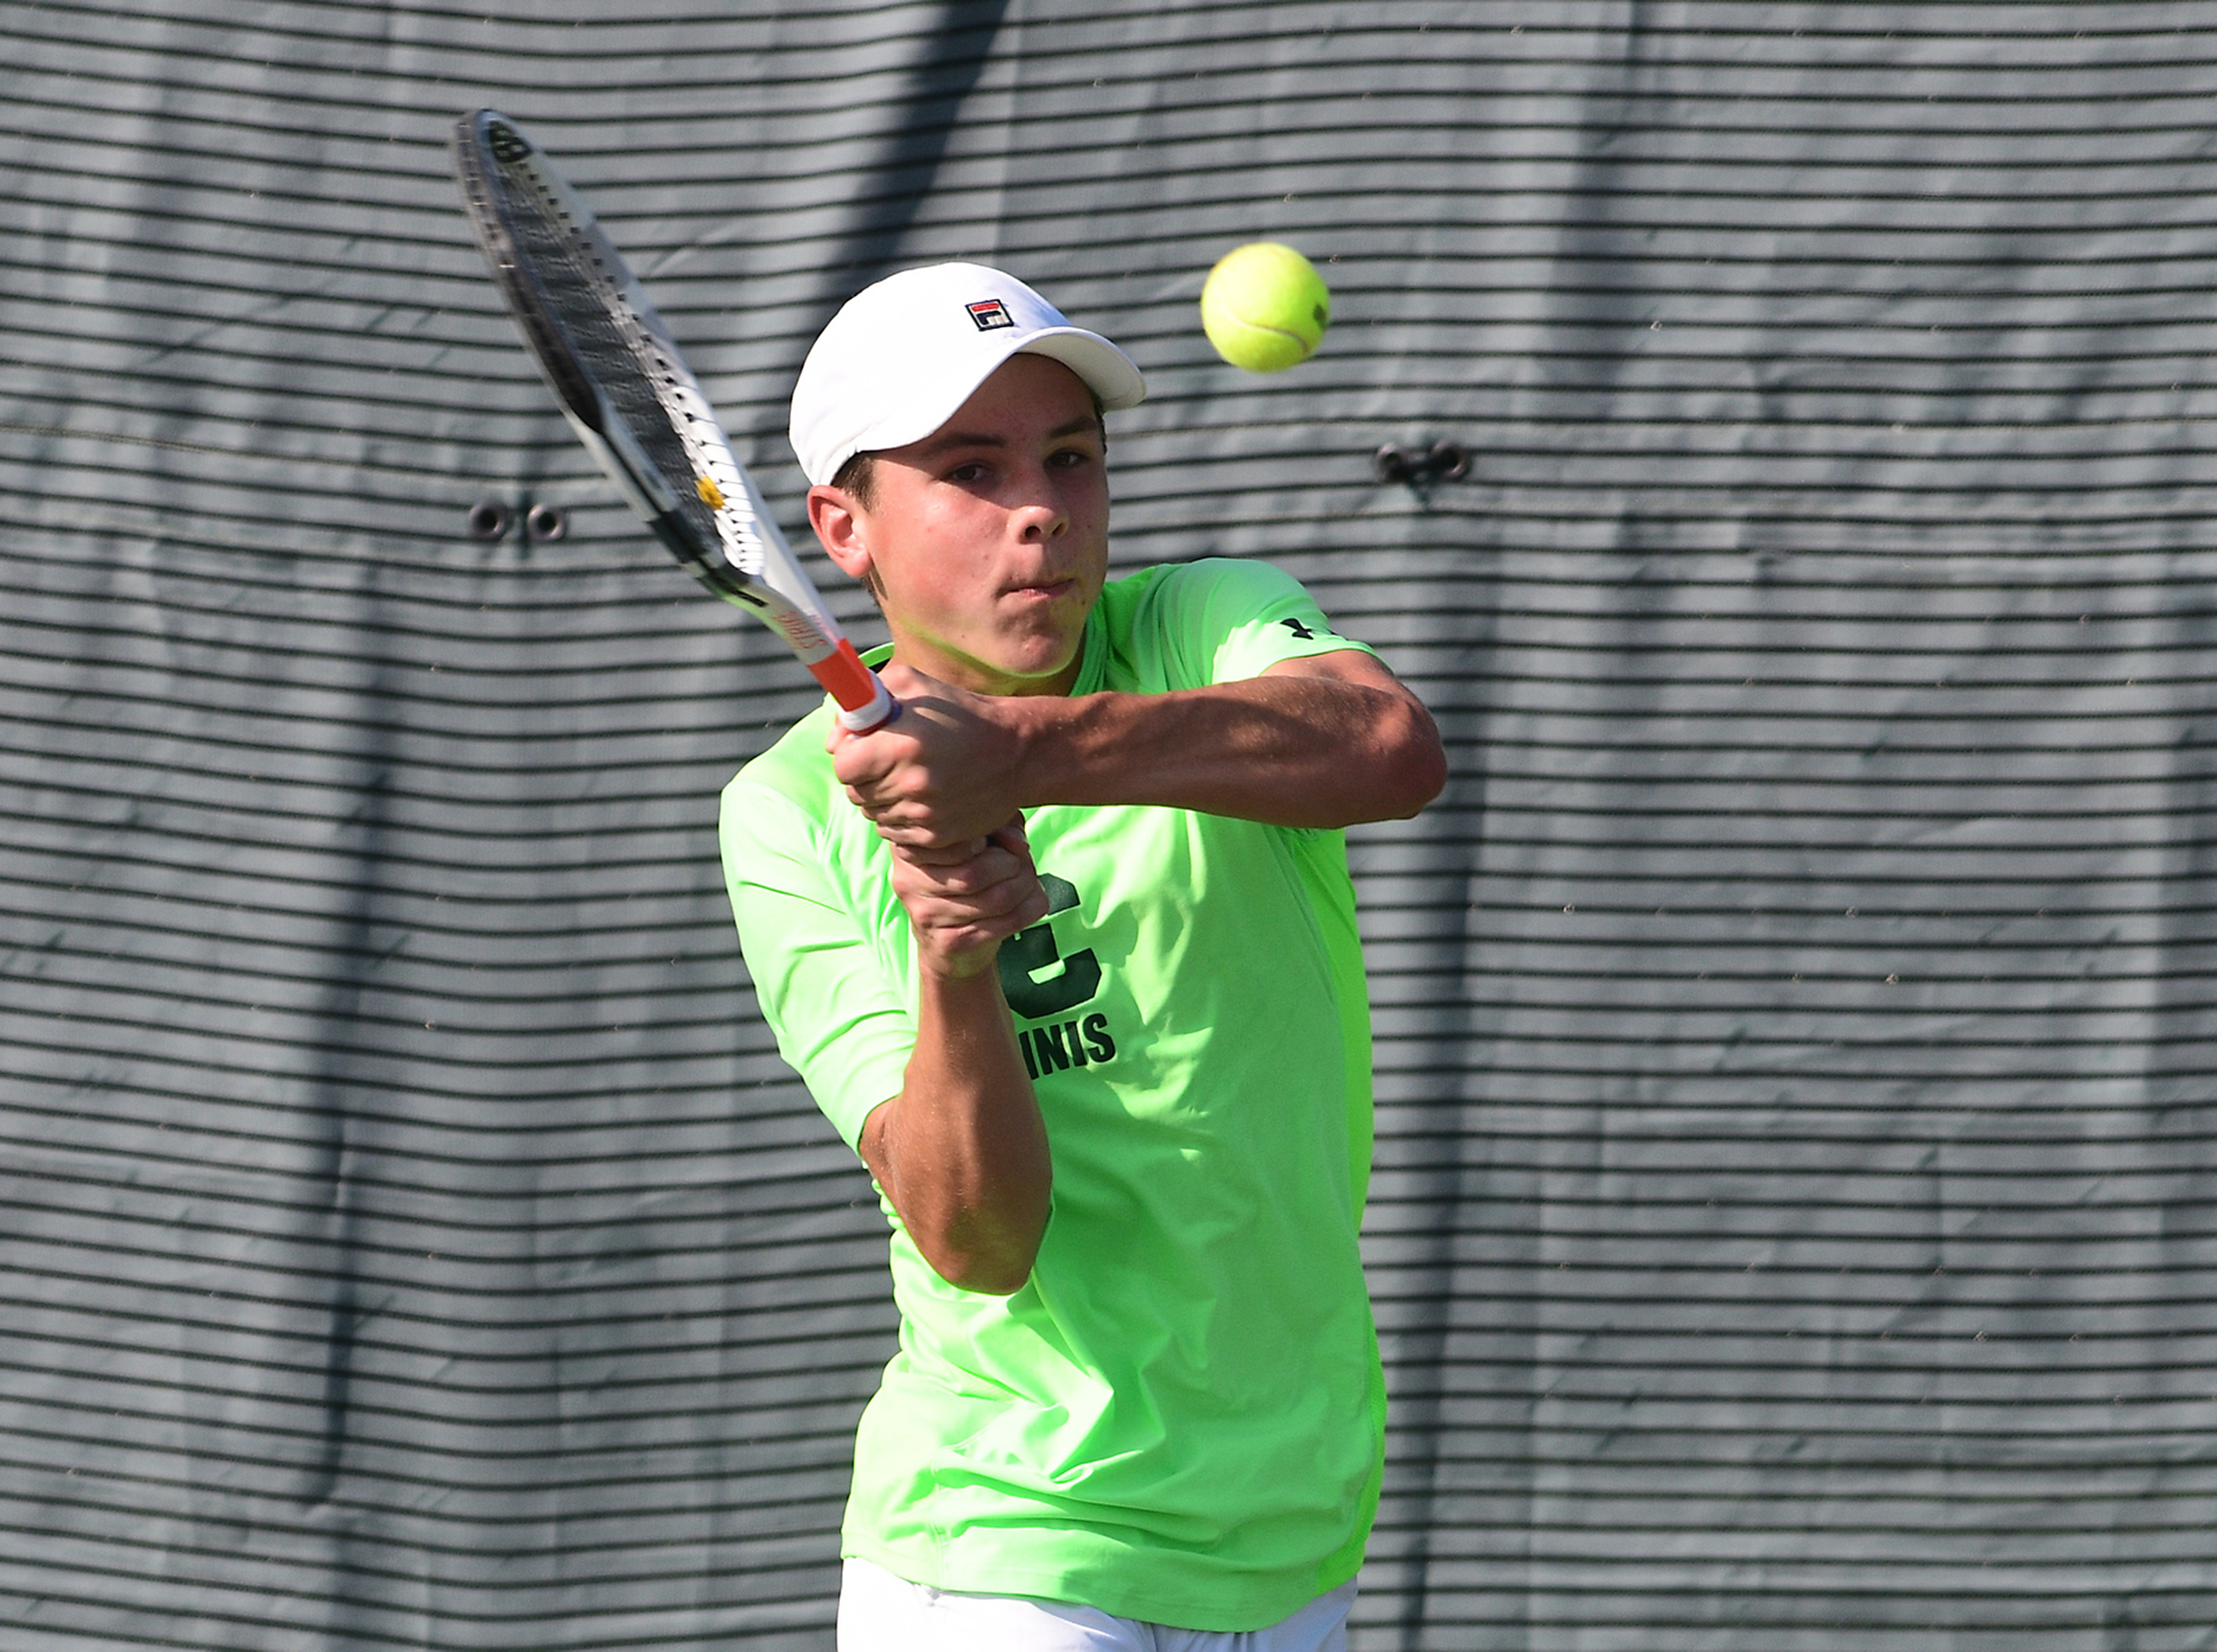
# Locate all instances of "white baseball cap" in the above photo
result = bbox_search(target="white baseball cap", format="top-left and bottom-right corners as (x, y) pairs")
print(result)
(788, 262), (1147, 486)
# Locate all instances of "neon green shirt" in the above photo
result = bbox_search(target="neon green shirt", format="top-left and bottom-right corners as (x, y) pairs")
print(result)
(719, 559), (1384, 1631)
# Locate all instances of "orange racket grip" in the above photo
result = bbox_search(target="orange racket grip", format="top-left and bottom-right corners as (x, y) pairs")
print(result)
(809, 638), (900, 733)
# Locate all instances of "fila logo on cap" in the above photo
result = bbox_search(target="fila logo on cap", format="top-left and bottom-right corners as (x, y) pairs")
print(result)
(966, 298), (1015, 331)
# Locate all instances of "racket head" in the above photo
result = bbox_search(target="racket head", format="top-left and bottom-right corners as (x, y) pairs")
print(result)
(449, 110), (894, 729)
(451, 112), (715, 557)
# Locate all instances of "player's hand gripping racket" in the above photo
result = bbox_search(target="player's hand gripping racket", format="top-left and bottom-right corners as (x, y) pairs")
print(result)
(450, 109), (898, 732)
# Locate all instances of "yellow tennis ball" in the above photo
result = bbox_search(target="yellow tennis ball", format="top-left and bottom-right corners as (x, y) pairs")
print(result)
(1200, 242), (1331, 373)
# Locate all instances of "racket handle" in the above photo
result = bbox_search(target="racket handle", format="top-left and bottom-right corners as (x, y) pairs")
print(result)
(812, 639), (900, 733)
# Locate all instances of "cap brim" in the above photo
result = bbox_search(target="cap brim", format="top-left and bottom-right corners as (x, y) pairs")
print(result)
(830, 325), (1147, 478)
(1020, 328), (1147, 411)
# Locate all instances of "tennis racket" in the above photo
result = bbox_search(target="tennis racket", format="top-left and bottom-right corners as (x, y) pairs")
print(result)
(450, 109), (897, 731)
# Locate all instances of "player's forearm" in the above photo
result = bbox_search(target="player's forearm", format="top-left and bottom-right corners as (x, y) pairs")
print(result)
(863, 967), (1051, 1296)
(1010, 674), (1447, 828)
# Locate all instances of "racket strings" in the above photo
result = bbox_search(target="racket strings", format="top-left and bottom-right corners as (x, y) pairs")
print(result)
(455, 113), (862, 681)
(496, 161), (724, 559)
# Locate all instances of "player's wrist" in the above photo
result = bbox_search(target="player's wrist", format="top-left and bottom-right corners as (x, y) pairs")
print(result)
(919, 940), (1003, 981)
(996, 689), (1085, 804)
(909, 917), (1021, 982)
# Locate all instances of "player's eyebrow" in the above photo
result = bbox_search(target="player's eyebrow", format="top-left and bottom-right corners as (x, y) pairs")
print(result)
(913, 414), (1103, 459)
(913, 428), (1003, 456)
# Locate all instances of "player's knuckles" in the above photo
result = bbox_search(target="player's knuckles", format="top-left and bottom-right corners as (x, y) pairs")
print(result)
(965, 880), (1031, 921)
(887, 862), (939, 903)
(914, 865), (988, 901)
(892, 855), (1003, 904)
(890, 854), (965, 893)
(1009, 880), (1050, 928)
(893, 839), (987, 869)
(829, 744), (884, 785)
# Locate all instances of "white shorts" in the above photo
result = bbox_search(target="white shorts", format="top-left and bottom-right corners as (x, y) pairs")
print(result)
(837, 1556), (1358, 1652)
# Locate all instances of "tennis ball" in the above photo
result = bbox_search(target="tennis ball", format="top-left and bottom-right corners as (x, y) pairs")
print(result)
(1200, 243), (1331, 373)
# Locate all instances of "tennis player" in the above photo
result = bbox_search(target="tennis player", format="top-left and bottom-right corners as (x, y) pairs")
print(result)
(720, 263), (1445, 1651)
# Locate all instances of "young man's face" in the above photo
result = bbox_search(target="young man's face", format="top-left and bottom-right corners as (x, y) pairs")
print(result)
(810, 353), (1110, 698)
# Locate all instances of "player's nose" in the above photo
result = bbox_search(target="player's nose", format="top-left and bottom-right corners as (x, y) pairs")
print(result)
(1011, 492), (1068, 542)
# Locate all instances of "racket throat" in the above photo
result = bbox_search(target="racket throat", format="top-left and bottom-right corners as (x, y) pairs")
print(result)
(811, 639), (898, 732)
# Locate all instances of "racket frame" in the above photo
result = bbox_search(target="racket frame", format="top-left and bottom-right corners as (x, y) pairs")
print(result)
(451, 109), (895, 732)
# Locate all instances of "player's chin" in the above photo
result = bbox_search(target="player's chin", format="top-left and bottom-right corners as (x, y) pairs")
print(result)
(988, 620), (1086, 683)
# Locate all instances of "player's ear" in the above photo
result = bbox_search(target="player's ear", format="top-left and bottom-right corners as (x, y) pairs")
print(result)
(807, 484), (873, 583)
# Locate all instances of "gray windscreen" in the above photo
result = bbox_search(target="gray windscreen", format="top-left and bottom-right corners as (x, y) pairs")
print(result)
(4, 3), (2215, 1648)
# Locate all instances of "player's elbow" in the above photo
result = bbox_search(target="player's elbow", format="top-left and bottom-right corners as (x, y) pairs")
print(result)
(942, 1255), (1037, 1296)
(1391, 728), (1450, 818)
(926, 1230), (1043, 1296)
(914, 1193), (1050, 1296)
(1364, 698), (1449, 821)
